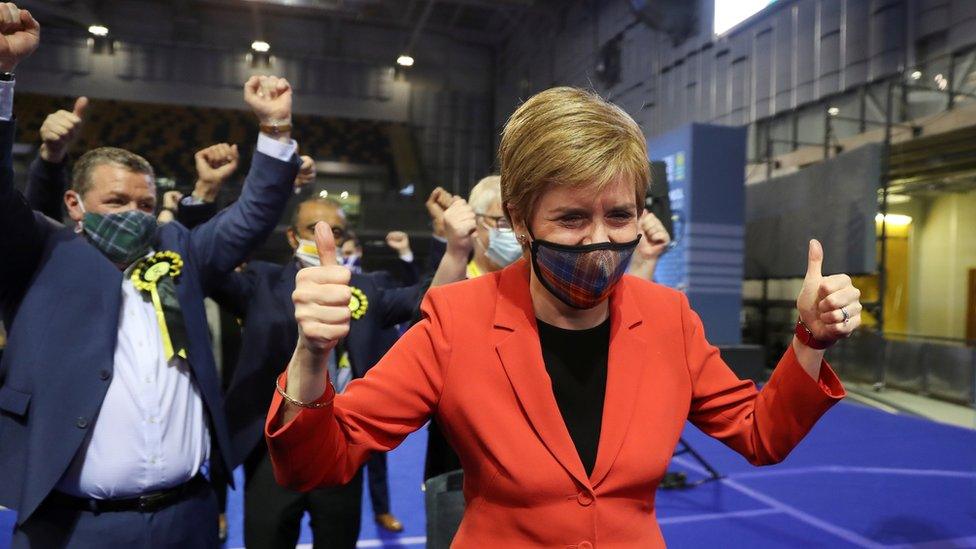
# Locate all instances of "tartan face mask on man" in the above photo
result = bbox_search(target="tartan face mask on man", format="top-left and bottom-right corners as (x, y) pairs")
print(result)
(78, 202), (157, 266)
(529, 231), (641, 310)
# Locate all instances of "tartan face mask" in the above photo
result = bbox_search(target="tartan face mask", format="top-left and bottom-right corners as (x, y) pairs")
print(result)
(81, 207), (157, 266)
(529, 233), (641, 309)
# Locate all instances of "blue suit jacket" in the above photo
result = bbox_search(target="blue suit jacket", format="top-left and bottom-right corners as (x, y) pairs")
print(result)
(0, 120), (299, 523)
(214, 260), (426, 466)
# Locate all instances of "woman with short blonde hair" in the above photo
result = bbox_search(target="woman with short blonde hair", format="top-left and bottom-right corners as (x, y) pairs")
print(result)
(267, 86), (860, 547)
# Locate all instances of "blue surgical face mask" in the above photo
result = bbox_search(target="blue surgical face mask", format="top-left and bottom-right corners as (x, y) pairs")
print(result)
(484, 228), (523, 267)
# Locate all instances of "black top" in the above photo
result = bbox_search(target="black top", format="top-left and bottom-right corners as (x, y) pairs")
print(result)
(536, 316), (611, 476)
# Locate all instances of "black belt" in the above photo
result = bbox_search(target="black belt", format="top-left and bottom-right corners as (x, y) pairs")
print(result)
(48, 473), (210, 513)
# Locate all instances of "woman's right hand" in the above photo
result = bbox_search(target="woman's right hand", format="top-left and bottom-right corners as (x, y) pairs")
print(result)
(293, 221), (352, 356)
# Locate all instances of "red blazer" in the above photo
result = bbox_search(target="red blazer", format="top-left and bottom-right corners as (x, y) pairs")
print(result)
(266, 260), (845, 548)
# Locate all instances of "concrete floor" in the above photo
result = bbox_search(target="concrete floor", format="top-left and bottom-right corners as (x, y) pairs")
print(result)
(842, 379), (976, 430)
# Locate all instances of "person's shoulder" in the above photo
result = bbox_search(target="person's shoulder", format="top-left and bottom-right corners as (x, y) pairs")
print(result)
(620, 275), (686, 314)
(426, 269), (502, 303)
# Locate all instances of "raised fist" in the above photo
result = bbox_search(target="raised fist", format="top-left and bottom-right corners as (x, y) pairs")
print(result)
(443, 197), (476, 256)
(634, 211), (670, 261)
(39, 97), (88, 163)
(385, 231), (411, 255)
(244, 75), (292, 128)
(193, 143), (239, 202)
(293, 222), (352, 355)
(425, 187), (454, 238)
(0, 4), (39, 72)
(294, 155), (316, 188)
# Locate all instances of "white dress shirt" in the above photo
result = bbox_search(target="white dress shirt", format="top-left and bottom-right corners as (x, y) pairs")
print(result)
(54, 134), (297, 499)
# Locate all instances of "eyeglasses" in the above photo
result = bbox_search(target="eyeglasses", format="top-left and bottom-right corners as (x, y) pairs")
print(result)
(477, 214), (513, 232)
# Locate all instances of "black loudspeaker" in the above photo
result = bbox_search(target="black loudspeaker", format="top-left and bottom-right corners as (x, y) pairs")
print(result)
(717, 345), (766, 382)
(424, 470), (466, 549)
(646, 161), (674, 241)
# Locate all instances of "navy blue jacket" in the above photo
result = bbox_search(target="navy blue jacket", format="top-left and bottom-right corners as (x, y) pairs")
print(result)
(0, 119), (299, 523)
(214, 259), (426, 466)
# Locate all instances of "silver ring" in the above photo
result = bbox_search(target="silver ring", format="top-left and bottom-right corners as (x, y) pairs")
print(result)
(841, 307), (850, 324)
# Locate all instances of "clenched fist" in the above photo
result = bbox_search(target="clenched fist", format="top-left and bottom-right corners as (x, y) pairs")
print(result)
(294, 155), (316, 189)
(385, 231), (411, 255)
(443, 197), (476, 257)
(193, 143), (239, 202)
(634, 211), (670, 261)
(425, 187), (454, 237)
(39, 97), (88, 163)
(293, 222), (352, 355)
(0, 4), (38, 72)
(244, 75), (292, 129)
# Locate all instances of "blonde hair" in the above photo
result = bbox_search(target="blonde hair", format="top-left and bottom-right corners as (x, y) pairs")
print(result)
(468, 175), (501, 214)
(499, 87), (649, 226)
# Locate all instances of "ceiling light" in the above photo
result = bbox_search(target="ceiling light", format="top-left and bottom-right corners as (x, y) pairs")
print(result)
(251, 40), (270, 53)
(396, 54), (414, 67)
(875, 213), (913, 226)
(827, 107), (839, 116)
(910, 70), (922, 81)
(88, 25), (109, 37)
(340, 191), (349, 200)
(318, 190), (329, 198)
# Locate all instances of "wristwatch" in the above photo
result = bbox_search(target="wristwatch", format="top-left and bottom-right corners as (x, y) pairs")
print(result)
(0, 72), (15, 82)
(260, 120), (292, 135)
(794, 319), (835, 350)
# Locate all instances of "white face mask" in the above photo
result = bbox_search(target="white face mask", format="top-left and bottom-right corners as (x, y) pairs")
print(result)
(295, 238), (346, 268)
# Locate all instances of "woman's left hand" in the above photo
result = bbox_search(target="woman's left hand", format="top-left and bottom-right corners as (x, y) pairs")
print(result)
(796, 239), (862, 342)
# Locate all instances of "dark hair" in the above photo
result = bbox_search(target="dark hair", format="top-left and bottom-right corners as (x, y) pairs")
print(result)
(291, 197), (345, 228)
(72, 147), (155, 195)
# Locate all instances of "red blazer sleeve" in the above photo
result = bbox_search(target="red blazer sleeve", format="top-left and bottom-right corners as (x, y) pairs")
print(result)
(681, 294), (845, 465)
(265, 287), (454, 491)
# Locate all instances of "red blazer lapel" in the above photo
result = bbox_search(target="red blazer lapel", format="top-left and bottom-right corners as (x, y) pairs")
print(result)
(589, 279), (647, 488)
(493, 260), (590, 488)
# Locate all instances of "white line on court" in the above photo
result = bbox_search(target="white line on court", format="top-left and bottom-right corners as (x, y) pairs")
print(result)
(672, 456), (886, 548)
(658, 508), (782, 525)
(729, 465), (976, 480)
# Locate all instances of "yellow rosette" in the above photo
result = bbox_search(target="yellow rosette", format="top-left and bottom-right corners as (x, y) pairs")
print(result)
(348, 286), (369, 320)
(131, 251), (184, 360)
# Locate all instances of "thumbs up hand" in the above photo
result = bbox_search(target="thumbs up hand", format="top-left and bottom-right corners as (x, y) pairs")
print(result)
(796, 239), (862, 343)
(293, 221), (352, 355)
(39, 96), (89, 163)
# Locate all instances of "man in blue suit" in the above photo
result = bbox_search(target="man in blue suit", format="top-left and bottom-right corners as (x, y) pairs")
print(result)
(0, 12), (302, 547)
(213, 196), (433, 548)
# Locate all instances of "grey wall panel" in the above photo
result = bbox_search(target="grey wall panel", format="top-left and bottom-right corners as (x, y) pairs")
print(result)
(795, 1), (819, 105)
(773, 9), (795, 111)
(495, 0), (976, 143)
(868, 0), (906, 79)
(916, 0), (950, 39)
(713, 48), (731, 124)
(745, 143), (881, 278)
(948, 0), (976, 51)
(843, 0), (871, 88)
(753, 28), (774, 116)
(698, 44), (716, 122)
(819, 0), (843, 97)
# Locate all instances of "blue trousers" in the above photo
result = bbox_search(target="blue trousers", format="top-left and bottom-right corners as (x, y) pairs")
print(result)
(12, 484), (219, 549)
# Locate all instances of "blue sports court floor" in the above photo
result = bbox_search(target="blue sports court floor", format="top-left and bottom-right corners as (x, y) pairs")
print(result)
(2, 398), (974, 548)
